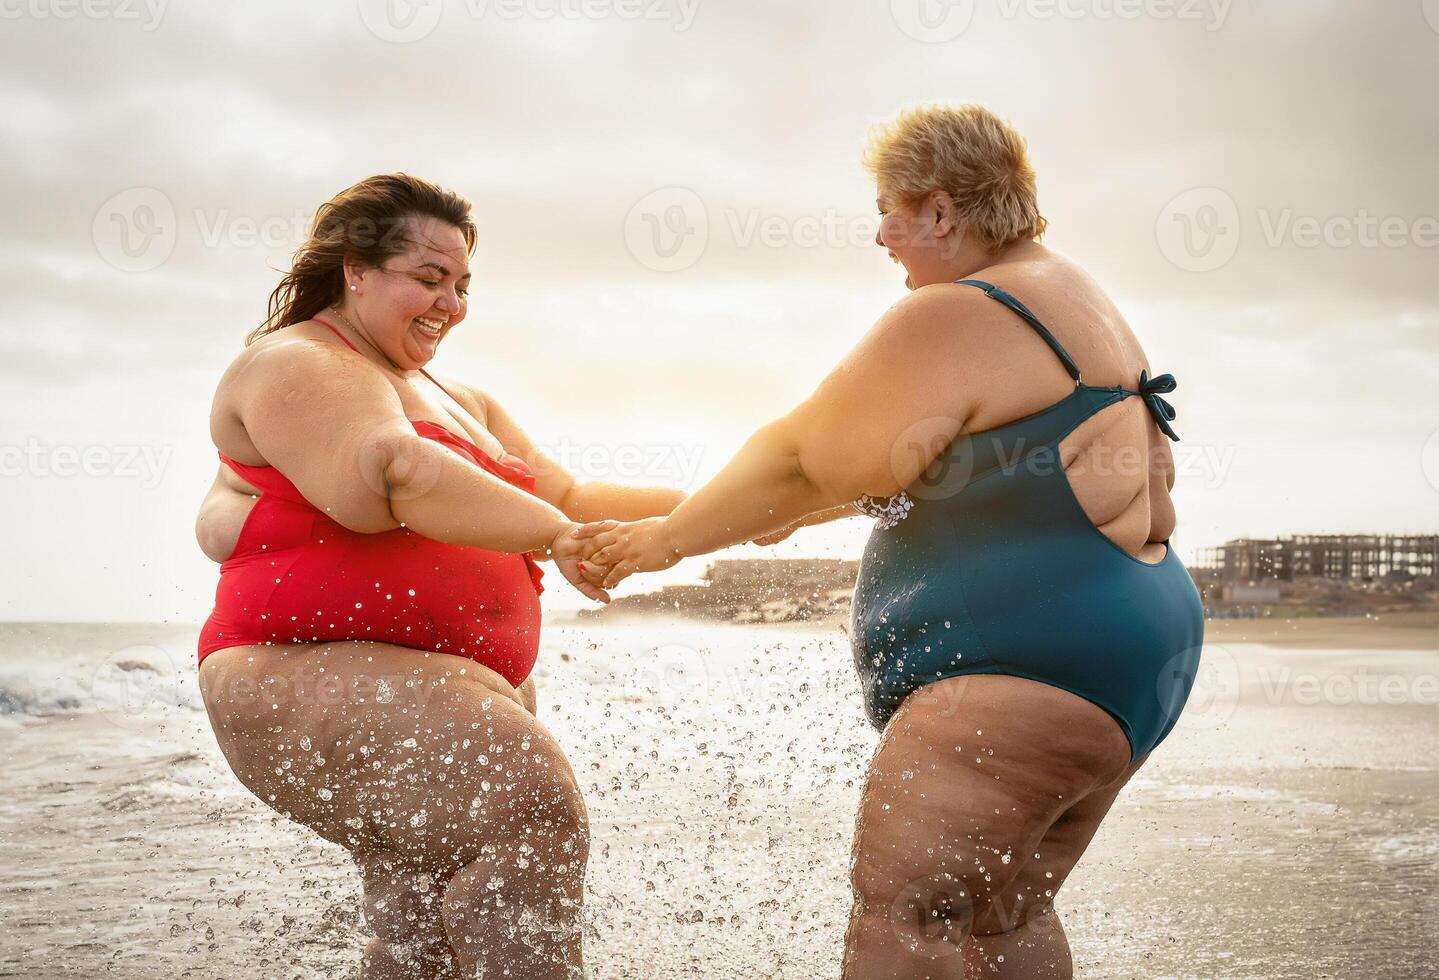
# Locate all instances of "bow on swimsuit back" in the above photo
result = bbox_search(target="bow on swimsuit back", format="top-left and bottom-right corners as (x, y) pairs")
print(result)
(851, 279), (1205, 762)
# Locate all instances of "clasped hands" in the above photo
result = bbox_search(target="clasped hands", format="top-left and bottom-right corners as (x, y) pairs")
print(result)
(544, 517), (804, 603)
(540, 517), (680, 604)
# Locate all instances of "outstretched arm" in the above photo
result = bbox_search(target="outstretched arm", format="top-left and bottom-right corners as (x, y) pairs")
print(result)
(460, 383), (687, 522)
(751, 503), (864, 546)
(579, 288), (979, 586)
(221, 340), (607, 602)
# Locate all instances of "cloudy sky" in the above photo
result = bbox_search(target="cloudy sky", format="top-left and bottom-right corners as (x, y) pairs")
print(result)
(2, 0), (1437, 621)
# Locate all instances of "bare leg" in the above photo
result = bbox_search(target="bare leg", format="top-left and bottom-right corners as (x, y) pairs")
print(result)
(842, 675), (1131, 980)
(960, 754), (1149, 980)
(200, 643), (587, 980)
(440, 827), (587, 979)
(357, 848), (461, 979)
(963, 905), (1072, 979)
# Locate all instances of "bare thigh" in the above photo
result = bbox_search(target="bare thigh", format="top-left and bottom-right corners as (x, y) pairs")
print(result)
(198, 642), (587, 875)
(971, 754), (1146, 936)
(843, 674), (1132, 975)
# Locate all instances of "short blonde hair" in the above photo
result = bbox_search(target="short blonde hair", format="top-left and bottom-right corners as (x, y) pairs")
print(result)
(863, 104), (1047, 251)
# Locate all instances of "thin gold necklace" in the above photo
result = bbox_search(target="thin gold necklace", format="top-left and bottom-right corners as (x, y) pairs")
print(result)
(326, 306), (400, 371)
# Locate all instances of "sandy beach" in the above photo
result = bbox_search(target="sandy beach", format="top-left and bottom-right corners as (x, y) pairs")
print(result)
(1202, 612), (1439, 650)
(1, 617), (1435, 979)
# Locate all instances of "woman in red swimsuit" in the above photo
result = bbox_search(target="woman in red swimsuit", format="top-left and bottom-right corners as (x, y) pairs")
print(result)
(194, 174), (683, 979)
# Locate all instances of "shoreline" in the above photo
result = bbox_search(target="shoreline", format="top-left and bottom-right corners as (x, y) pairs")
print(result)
(554, 610), (1439, 651)
(1202, 613), (1438, 650)
(1, 613), (1433, 654)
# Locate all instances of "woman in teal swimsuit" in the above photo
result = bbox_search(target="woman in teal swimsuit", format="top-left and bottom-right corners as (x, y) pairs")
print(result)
(580, 104), (1205, 978)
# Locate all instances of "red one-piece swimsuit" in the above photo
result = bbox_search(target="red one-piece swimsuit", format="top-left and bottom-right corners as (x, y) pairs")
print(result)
(197, 319), (545, 687)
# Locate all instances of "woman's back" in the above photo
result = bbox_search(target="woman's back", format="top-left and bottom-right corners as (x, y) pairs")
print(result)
(926, 243), (1177, 564)
(850, 243), (1204, 756)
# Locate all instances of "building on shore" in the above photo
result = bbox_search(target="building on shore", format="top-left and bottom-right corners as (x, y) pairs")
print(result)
(1191, 534), (1438, 620)
(579, 558), (860, 624)
(702, 559), (859, 591)
(1195, 534), (1439, 583)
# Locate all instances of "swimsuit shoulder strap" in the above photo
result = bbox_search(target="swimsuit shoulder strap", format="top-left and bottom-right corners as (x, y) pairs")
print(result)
(954, 279), (1083, 385)
(954, 281), (1183, 442)
(312, 315), (464, 405)
(416, 366), (464, 405)
(311, 316), (361, 353)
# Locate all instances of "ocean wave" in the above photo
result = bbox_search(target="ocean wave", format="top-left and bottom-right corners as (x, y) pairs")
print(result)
(0, 645), (203, 724)
(100, 752), (219, 812)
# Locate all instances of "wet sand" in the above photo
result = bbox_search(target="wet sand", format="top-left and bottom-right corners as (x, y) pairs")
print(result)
(1, 620), (1435, 979)
(1203, 612), (1438, 650)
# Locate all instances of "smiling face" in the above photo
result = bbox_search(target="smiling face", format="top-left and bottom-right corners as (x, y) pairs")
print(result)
(341, 214), (472, 369)
(874, 183), (959, 291)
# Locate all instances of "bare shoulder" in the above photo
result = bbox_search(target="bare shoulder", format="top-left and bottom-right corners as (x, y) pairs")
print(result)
(209, 325), (395, 459)
(858, 283), (997, 359)
(216, 325), (363, 394)
(975, 248), (1123, 328)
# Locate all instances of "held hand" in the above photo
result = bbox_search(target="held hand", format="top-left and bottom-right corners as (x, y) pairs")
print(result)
(572, 517), (683, 589)
(547, 524), (611, 604)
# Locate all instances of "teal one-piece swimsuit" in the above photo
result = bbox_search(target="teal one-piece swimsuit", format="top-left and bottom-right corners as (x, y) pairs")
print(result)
(852, 279), (1206, 763)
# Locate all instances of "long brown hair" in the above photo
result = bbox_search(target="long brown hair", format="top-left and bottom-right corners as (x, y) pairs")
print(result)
(248, 174), (477, 346)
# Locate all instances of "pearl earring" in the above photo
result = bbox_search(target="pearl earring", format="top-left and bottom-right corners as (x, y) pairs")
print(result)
(350, 284), (357, 292)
